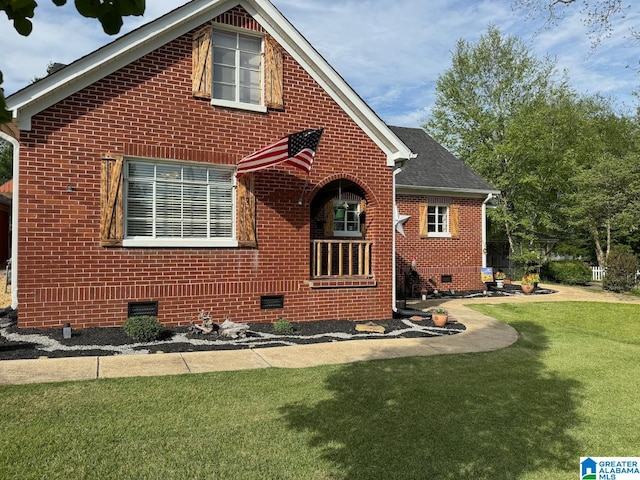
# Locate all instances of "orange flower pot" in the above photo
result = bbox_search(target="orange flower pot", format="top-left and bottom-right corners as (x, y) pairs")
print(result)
(432, 313), (448, 327)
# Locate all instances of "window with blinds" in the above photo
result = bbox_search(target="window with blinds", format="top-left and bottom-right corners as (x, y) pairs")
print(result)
(124, 159), (235, 247)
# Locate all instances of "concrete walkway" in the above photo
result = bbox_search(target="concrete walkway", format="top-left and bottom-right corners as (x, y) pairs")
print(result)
(1, 283), (637, 385)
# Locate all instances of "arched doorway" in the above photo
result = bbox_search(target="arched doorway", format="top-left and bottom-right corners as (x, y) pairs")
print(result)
(309, 178), (372, 279)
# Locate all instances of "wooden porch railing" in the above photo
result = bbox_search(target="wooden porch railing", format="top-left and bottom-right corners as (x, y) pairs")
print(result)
(310, 240), (373, 278)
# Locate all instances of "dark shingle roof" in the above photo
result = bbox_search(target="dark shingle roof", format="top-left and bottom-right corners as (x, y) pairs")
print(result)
(390, 126), (498, 195)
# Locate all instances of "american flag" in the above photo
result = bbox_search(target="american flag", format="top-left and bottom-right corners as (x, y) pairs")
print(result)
(236, 129), (324, 176)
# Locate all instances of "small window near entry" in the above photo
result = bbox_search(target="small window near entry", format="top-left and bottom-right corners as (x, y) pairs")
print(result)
(428, 205), (449, 236)
(333, 201), (361, 237)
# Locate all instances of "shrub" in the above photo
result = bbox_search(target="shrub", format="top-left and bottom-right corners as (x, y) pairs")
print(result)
(541, 261), (591, 285)
(273, 317), (293, 334)
(123, 316), (165, 342)
(604, 246), (639, 293)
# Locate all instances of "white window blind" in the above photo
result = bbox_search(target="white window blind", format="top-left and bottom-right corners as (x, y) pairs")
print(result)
(125, 160), (234, 244)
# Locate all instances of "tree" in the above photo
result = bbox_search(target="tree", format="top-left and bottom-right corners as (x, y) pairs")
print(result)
(513, 0), (636, 48)
(1, 0), (146, 123)
(425, 25), (571, 253)
(0, 139), (11, 184)
(563, 128), (640, 267)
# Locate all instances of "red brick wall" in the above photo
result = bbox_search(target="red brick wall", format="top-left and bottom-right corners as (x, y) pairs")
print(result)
(395, 194), (487, 294)
(16, 10), (395, 329)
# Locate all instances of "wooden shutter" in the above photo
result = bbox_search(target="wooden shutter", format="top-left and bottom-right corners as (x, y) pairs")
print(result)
(100, 155), (124, 246)
(264, 35), (284, 110)
(323, 201), (334, 237)
(419, 203), (428, 238)
(192, 26), (212, 99)
(450, 204), (460, 238)
(359, 199), (367, 236)
(237, 173), (257, 247)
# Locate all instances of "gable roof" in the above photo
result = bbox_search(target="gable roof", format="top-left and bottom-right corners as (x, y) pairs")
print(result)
(390, 126), (499, 197)
(5, 0), (413, 166)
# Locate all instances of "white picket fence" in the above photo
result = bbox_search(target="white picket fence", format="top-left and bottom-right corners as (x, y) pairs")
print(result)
(591, 266), (640, 281)
(591, 266), (605, 281)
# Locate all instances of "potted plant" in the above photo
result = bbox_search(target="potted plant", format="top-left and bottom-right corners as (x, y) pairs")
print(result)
(432, 307), (449, 327)
(494, 270), (506, 288)
(521, 273), (539, 294)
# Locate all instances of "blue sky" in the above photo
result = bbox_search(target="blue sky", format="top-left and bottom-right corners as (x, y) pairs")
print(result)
(1, 0), (639, 127)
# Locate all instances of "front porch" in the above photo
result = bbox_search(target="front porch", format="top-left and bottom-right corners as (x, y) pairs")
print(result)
(310, 239), (373, 279)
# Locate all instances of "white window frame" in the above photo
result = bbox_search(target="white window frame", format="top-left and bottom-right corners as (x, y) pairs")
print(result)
(333, 200), (362, 237)
(123, 158), (238, 248)
(211, 28), (267, 113)
(427, 204), (451, 238)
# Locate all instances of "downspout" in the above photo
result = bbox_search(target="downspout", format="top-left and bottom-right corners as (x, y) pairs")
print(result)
(482, 193), (493, 268)
(0, 129), (19, 310)
(392, 164), (404, 313)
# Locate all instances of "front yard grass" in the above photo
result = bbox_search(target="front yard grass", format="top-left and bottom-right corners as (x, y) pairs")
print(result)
(0, 301), (638, 479)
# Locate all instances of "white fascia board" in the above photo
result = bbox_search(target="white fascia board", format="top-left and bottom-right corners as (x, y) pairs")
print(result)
(7, 0), (234, 130)
(396, 184), (501, 198)
(248, 0), (414, 166)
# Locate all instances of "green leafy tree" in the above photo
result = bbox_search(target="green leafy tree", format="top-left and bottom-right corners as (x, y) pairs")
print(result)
(555, 97), (640, 266)
(425, 25), (571, 252)
(0, 139), (11, 184)
(564, 148), (640, 267)
(1, 0), (146, 123)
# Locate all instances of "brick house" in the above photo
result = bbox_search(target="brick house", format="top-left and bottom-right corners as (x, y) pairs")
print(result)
(1, 0), (496, 330)
(2, 0), (417, 329)
(391, 126), (499, 297)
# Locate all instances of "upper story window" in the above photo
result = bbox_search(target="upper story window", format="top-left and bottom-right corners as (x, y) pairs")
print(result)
(428, 204), (449, 236)
(333, 201), (362, 237)
(212, 30), (262, 107)
(123, 159), (236, 247)
(192, 26), (283, 112)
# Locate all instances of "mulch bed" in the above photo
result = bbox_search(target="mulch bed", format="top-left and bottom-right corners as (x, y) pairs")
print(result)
(0, 312), (465, 361)
(0, 285), (559, 361)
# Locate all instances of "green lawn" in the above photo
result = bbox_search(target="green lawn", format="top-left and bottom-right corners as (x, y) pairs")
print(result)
(1, 301), (639, 479)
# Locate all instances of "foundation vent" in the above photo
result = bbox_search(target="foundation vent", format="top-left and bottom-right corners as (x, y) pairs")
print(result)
(260, 295), (284, 309)
(128, 301), (159, 317)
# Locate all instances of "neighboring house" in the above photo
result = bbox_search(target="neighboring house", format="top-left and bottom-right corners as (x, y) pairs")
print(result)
(391, 126), (500, 295)
(1, 0), (415, 329)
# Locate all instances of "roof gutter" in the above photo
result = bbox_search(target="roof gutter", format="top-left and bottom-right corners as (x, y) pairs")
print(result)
(396, 184), (501, 197)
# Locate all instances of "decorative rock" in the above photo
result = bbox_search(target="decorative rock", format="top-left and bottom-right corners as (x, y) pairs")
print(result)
(355, 322), (385, 333)
(409, 315), (424, 321)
